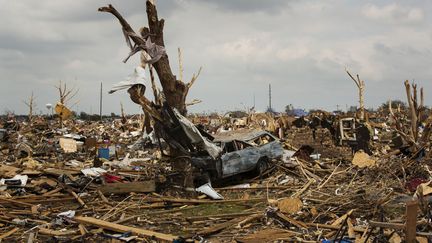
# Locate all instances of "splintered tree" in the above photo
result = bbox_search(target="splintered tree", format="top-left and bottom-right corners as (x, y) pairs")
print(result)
(101, 1), (204, 186)
(99, 1), (201, 116)
(346, 69), (366, 120)
(23, 92), (35, 124)
(55, 81), (78, 126)
(389, 80), (432, 159)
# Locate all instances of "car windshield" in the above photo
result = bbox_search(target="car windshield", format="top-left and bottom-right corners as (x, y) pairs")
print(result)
(248, 134), (275, 146)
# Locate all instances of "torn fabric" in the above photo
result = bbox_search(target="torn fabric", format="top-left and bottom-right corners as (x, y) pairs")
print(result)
(109, 66), (146, 94)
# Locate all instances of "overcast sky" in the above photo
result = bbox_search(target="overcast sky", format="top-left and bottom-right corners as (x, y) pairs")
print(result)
(1, 0), (432, 115)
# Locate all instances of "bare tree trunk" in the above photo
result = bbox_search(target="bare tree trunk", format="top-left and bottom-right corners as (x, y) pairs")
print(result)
(100, 2), (202, 187)
(358, 81), (365, 120)
(23, 92), (35, 124)
(405, 80), (418, 141)
(99, 1), (199, 116)
(346, 70), (365, 120)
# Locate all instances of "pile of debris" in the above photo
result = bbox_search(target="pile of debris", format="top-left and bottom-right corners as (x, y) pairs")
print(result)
(1, 1), (432, 242)
(1, 113), (432, 242)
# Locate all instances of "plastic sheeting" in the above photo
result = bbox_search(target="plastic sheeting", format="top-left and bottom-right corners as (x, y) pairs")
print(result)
(109, 66), (146, 94)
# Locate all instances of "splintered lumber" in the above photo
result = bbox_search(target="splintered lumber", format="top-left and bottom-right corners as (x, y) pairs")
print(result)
(0, 197), (34, 207)
(324, 209), (354, 238)
(292, 179), (315, 197)
(369, 221), (405, 230)
(186, 212), (260, 221)
(236, 229), (298, 243)
(27, 232), (35, 243)
(197, 215), (249, 236)
(78, 224), (88, 235)
(98, 180), (155, 194)
(42, 187), (62, 196)
(347, 219), (355, 238)
(97, 189), (109, 204)
(0, 227), (19, 240)
(67, 189), (86, 207)
(274, 212), (307, 229)
(38, 228), (77, 236)
(74, 216), (179, 241)
(305, 223), (366, 233)
(141, 197), (266, 204)
(237, 213), (262, 228)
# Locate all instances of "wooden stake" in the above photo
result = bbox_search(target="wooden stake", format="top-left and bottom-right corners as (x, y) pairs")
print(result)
(405, 200), (418, 243)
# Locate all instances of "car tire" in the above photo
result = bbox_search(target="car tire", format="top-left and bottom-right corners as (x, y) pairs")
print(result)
(255, 158), (268, 176)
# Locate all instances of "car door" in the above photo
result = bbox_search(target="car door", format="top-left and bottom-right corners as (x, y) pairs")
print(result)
(221, 142), (261, 177)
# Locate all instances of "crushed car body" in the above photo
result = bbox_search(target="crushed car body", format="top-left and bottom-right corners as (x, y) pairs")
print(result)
(191, 129), (284, 181)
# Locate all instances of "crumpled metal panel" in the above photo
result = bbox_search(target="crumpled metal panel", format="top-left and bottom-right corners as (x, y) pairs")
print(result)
(173, 109), (222, 159)
(221, 140), (283, 178)
(221, 147), (261, 177)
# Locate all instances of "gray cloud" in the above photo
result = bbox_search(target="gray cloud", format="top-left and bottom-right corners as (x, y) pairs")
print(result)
(1, 0), (432, 115)
(190, 0), (295, 14)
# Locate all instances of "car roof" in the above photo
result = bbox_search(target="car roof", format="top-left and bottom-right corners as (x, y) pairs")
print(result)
(213, 129), (273, 142)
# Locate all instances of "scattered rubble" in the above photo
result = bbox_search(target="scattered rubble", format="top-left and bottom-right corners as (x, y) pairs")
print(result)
(1, 1), (432, 242)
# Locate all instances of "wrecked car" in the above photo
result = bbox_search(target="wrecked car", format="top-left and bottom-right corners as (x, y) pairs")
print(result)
(191, 130), (284, 182)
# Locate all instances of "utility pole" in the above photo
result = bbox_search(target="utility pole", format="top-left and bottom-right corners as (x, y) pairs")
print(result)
(268, 83), (272, 112)
(100, 82), (103, 121)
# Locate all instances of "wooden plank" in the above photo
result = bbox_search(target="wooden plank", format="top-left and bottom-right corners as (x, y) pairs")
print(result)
(67, 189), (86, 208)
(142, 197), (266, 204)
(276, 212), (307, 229)
(74, 216), (179, 242)
(196, 216), (247, 236)
(0, 198), (34, 207)
(38, 228), (77, 236)
(27, 232), (35, 243)
(306, 223), (366, 233)
(369, 220), (405, 230)
(406, 200), (418, 243)
(99, 180), (155, 194)
(0, 227), (19, 240)
(186, 212), (260, 221)
(347, 219), (355, 238)
(97, 189), (110, 204)
(237, 213), (262, 228)
(78, 224), (88, 235)
(237, 229), (298, 243)
(42, 187), (62, 196)
(43, 168), (80, 176)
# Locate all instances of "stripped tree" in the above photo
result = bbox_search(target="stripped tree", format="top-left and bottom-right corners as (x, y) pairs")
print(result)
(55, 81), (78, 126)
(23, 92), (35, 124)
(101, 1), (205, 186)
(346, 69), (366, 120)
(99, 1), (201, 116)
(389, 81), (432, 161)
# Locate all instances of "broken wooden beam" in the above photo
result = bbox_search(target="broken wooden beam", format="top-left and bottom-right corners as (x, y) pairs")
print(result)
(0, 227), (19, 240)
(98, 180), (155, 195)
(74, 216), (179, 242)
(186, 211), (260, 221)
(196, 215), (250, 236)
(141, 197), (266, 204)
(305, 222), (366, 233)
(369, 221), (405, 230)
(38, 228), (78, 236)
